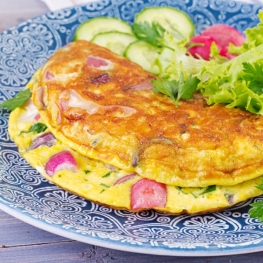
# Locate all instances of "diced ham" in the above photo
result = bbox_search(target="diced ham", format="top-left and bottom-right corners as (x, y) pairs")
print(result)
(131, 178), (167, 210)
(45, 150), (78, 176)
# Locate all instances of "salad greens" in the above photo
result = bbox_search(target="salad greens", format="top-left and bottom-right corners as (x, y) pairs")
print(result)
(198, 44), (263, 114)
(229, 11), (263, 55)
(134, 10), (263, 115)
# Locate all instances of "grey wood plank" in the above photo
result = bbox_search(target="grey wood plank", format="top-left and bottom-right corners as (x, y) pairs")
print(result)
(2, 238), (263, 263)
(2, 209), (263, 263)
(0, 0), (49, 32)
(0, 209), (70, 246)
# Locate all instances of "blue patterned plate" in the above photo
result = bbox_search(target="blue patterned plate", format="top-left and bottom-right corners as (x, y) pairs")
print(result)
(1, 0), (263, 256)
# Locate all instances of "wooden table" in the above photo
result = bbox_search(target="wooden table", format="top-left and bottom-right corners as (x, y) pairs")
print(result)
(1, 0), (263, 262)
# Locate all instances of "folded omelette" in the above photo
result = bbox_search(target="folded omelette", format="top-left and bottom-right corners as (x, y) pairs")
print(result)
(8, 40), (263, 214)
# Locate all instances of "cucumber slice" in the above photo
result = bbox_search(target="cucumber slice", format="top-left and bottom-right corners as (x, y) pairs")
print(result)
(124, 40), (160, 74)
(74, 17), (134, 41)
(91, 32), (137, 56)
(135, 6), (194, 41)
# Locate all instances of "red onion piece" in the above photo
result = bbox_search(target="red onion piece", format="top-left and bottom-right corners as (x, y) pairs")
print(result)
(34, 114), (41, 121)
(124, 79), (154, 91)
(91, 73), (110, 84)
(86, 56), (113, 70)
(36, 86), (46, 109)
(17, 99), (39, 123)
(59, 89), (136, 117)
(114, 173), (137, 185)
(29, 132), (56, 150)
(45, 150), (78, 176)
(131, 178), (167, 210)
(45, 70), (55, 80)
(105, 163), (118, 171)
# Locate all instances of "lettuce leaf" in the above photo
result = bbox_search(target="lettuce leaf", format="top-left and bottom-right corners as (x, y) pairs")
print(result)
(198, 44), (263, 114)
(229, 10), (263, 55)
(153, 33), (211, 81)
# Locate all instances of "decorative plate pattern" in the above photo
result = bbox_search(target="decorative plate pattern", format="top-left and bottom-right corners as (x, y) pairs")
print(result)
(1, 0), (263, 256)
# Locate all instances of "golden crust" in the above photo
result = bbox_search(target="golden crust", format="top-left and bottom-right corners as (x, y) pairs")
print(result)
(32, 40), (263, 187)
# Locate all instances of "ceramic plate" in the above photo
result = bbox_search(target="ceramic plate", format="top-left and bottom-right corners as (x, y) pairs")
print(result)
(1, 0), (263, 256)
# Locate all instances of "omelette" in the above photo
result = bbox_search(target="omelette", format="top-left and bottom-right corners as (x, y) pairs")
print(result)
(31, 40), (263, 188)
(8, 98), (263, 214)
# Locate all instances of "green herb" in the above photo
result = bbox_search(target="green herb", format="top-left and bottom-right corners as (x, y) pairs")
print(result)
(102, 172), (111, 178)
(133, 21), (166, 48)
(241, 62), (263, 95)
(249, 200), (263, 222)
(249, 178), (263, 222)
(0, 89), (31, 111)
(152, 73), (200, 106)
(84, 170), (91, 174)
(201, 185), (216, 195)
(100, 189), (105, 194)
(21, 122), (47, 134)
(100, 183), (110, 188)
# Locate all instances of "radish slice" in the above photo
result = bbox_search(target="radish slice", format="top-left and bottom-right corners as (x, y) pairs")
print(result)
(114, 173), (137, 185)
(29, 132), (56, 150)
(45, 150), (78, 176)
(201, 24), (245, 47)
(188, 35), (221, 60)
(131, 178), (167, 210)
(201, 24), (245, 58)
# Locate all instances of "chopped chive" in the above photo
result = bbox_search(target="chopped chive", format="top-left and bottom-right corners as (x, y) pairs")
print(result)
(100, 189), (105, 193)
(100, 183), (110, 188)
(84, 170), (91, 174)
(102, 172), (111, 178)
(201, 185), (216, 195)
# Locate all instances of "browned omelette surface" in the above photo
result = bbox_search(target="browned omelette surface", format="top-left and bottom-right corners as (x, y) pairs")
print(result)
(32, 40), (263, 187)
